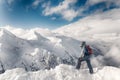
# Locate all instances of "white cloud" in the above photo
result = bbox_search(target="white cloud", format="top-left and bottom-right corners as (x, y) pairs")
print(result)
(41, 1), (51, 8)
(87, 0), (106, 5)
(54, 8), (120, 38)
(113, 0), (120, 6)
(61, 9), (79, 21)
(32, 0), (43, 7)
(42, 0), (120, 21)
(42, 0), (78, 21)
(87, 0), (120, 7)
(51, 17), (56, 20)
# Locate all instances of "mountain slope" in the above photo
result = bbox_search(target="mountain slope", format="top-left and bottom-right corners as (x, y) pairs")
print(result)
(0, 28), (86, 71)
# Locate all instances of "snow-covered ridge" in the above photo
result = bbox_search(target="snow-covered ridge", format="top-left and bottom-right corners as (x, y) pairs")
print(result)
(0, 26), (85, 71)
(0, 64), (120, 80)
(1, 22), (120, 69)
(0, 26), (120, 73)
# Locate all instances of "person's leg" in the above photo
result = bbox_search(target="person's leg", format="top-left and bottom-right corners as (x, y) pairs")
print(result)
(76, 57), (84, 69)
(86, 59), (93, 74)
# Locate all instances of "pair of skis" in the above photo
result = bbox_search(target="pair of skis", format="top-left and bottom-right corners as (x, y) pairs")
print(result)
(79, 43), (86, 58)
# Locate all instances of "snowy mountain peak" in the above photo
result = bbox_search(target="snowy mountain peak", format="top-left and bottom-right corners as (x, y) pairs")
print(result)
(0, 27), (83, 71)
(0, 28), (16, 38)
(34, 31), (49, 41)
(0, 29), (4, 37)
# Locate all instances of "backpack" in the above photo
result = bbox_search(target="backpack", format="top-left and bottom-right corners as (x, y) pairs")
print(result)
(86, 45), (93, 55)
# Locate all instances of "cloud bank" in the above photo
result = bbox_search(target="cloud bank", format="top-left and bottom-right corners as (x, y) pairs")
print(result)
(54, 8), (120, 40)
(42, 0), (120, 21)
(42, 0), (78, 21)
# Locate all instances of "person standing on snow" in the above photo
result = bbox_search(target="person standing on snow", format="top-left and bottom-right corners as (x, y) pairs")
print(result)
(76, 41), (93, 74)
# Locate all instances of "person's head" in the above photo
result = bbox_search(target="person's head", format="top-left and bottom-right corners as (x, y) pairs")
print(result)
(81, 41), (86, 47)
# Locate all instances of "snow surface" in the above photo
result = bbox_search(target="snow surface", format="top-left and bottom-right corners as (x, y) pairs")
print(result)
(0, 8), (120, 80)
(0, 64), (120, 80)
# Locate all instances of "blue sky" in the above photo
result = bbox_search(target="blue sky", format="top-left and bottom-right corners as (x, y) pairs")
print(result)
(0, 0), (119, 29)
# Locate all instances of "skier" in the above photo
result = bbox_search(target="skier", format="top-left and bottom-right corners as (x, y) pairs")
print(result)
(76, 41), (93, 74)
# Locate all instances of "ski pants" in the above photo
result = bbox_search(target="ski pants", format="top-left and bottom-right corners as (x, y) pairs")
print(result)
(76, 56), (93, 73)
